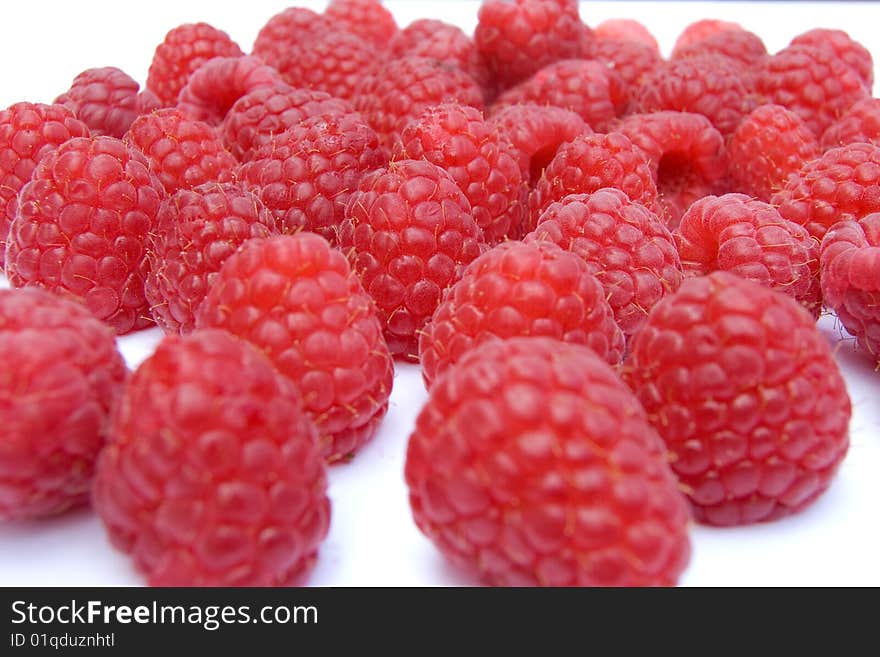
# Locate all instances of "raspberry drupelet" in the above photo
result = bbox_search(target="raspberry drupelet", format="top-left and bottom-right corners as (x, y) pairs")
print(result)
(324, 0), (398, 49)
(251, 6), (329, 70)
(821, 97), (880, 150)
(790, 28), (874, 89)
(196, 234), (394, 463)
(406, 336), (691, 586)
(624, 272), (851, 526)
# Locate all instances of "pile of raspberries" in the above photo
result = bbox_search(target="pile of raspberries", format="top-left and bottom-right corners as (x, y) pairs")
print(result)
(0, 0), (875, 587)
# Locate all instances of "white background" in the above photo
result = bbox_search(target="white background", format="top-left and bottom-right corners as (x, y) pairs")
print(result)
(2, 1), (880, 586)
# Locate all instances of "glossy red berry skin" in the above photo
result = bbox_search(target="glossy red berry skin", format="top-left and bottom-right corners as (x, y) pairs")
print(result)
(526, 189), (683, 341)
(93, 329), (330, 586)
(624, 272), (851, 526)
(821, 98), (880, 150)
(4, 136), (164, 335)
(146, 22), (244, 107)
(124, 108), (237, 195)
(674, 194), (821, 316)
(0, 288), (126, 521)
(324, 0), (398, 48)
(673, 19), (744, 51)
(418, 239), (625, 387)
(0, 102), (90, 267)
(790, 28), (873, 89)
(820, 213), (880, 363)
(338, 159), (485, 360)
(145, 182), (280, 334)
(594, 18), (659, 53)
(406, 336), (692, 586)
(195, 234), (394, 463)
(251, 7), (329, 70)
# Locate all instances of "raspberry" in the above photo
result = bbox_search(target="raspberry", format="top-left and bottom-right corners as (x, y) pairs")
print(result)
(145, 182), (279, 334)
(195, 234), (394, 462)
(55, 67), (160, 139)
(405, 336), (691, 586)
(593, 18), (659, 53)
(525, 189), (683, 341)
(146, 23), (244, 107)
(589, 39), (662, 98)
(624, 272), (851, 526)
(396, 102), (527, 244)
(388, 19), (492, 99)
(237, 112), (387, 244)
(820, 214), (880, 362)
(487, 103), (589, 188)
(474, 0), (586, 89)
(772, 142), (880, 242)
(674, 194), (821, 316)
(528, 132), (658, 233)
(177, 56), (282, 126)
(418, 240), (625, 387)
(123, 108), (237, 195)
(93, 329), (329, 586)
(4, 136), (164, 335)
(0, 288), (126, 521)
(0, 102), (90, 268)
(727, 104), (821, 202)
(275, 30), (377, 102)
(338, 159), (485, 360)
(492, 59), (628, 132)
(615, 111), (728, 228)
(821, 97), (880, 150)
(755, 44), (869, 140)
(671, 29), (767, 70)
(672, 19), (744, 51)
(251, 7), (329, 70)
(324, 0), (398, 48)
(790, 28), (873, 89)
(221, 84), (353, 162)
(353, 56), (484, 150)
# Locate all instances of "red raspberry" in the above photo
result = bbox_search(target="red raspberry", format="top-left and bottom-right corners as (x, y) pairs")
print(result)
(405, 336), (691, 587)
(4, 136), (164, 335)
(146, 23), (244, 107)
(0, 102), (90, 268)
(772, 142), (880, 242)
(237, 112), (387, 244)
(755, 44), (869, 140)
(275, 30), (377, 102)
(634, 55), (754, 138)
(195, 234), (394, 463)
(474, 0), (586, 89)
(418, 240), (625, 387)
(790, 28), (873, 89)
(251, 7), (329, 70)
(337, 159), (485, 360)
(821, 97), (880, 150)
(492, 59), (628, 132)
(488, 103), (590, 188)
(672, 19), (744, 51)
(529, 132), (658, 233)
(396, 103), (527, 244)
(589, 39), (662, 99)
(671, 28), (767, 70)
(820, 214), (880, 362)
(324, 0), (398, 49)
(0, 288), (126, 521)
(55, 67), (160, 139)
(123, 108), (237, 195)
(388, 19), (492, 100)
(526, 189), (683, 341)
(624, 272), (851, 526)
(93, 329), (329, 586)
(145, 182), (279, 334)
(221, 84), (353, 162)
(177, 56), (282, 126)
(728, 104), (821, 202)
(674, 194), (821, 316)
(594, 18), (659, 53)
(615, 111), (728, 228)
(353, 56), (484, 149)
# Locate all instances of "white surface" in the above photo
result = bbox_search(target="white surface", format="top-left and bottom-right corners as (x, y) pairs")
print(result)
(1, 1), (880, 587)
